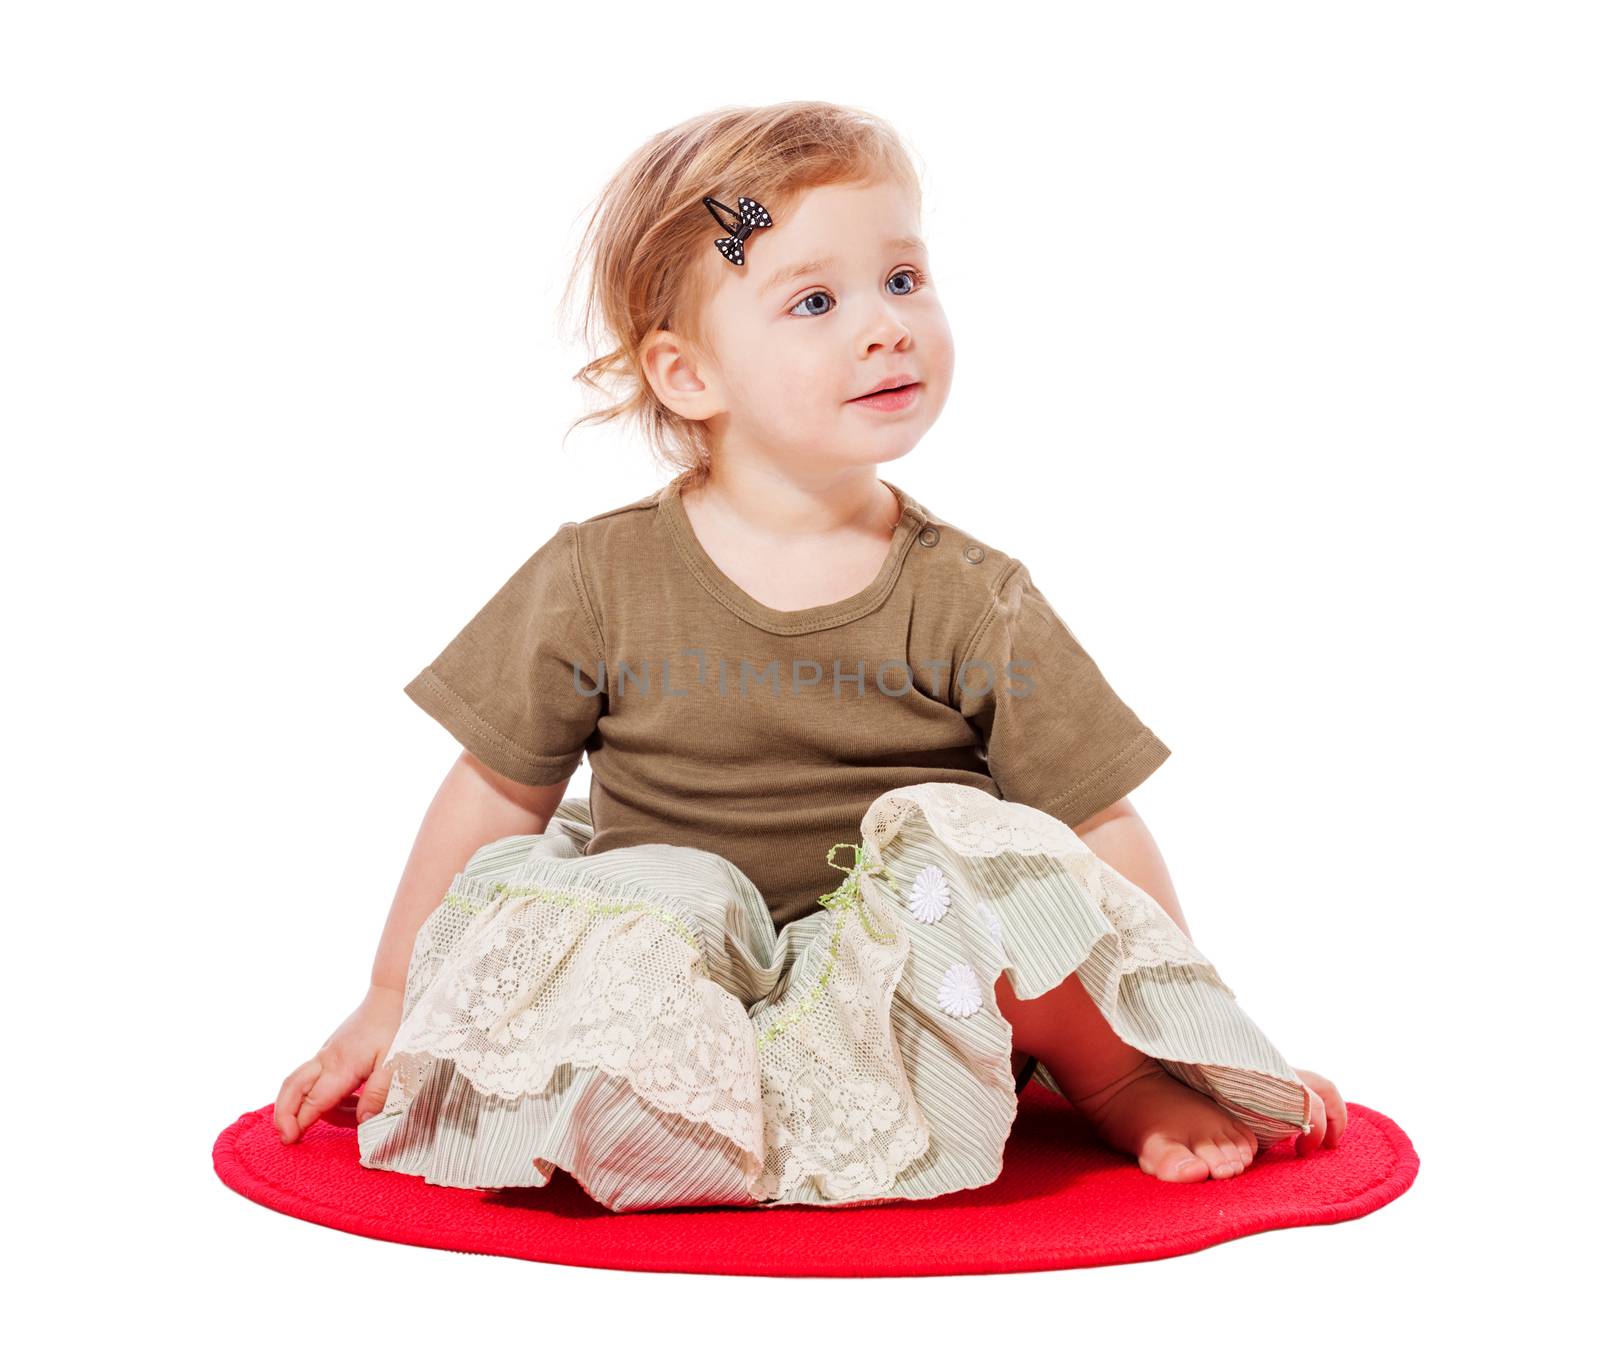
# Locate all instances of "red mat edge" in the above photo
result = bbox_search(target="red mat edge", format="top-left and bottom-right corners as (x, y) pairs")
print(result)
(214, 1098), (1420, 1277)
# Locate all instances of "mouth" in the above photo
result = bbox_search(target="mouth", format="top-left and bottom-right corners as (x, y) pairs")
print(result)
(850, 379), (922, 405)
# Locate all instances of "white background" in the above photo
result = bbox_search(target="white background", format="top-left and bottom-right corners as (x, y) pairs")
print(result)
(6, 1), (1594, 1337)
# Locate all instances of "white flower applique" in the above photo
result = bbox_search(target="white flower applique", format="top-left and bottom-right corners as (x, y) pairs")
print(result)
(937, 962), (983, 1018)
(907, 864), (952, 924)
(974, 900), (1005, 948)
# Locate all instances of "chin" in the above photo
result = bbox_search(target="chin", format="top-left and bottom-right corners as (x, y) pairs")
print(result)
(853, 419), (930, 461)
(869, 439), (921, 469)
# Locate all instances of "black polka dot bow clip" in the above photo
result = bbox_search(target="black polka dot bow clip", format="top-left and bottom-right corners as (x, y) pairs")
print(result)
(702, 194), (773, 267)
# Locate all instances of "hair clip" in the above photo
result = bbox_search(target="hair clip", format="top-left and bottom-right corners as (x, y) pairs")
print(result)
(702, 194), (773, 267)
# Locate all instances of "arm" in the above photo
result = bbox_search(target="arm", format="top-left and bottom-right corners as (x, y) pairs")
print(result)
(369, 750), (571, 992)
(1072, 795), (1192, 940)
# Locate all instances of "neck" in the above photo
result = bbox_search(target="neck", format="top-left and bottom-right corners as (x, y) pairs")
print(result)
(683, 459), (900, 544)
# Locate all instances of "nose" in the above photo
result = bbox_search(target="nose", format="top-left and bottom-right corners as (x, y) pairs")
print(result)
(858, 304), (912, 357)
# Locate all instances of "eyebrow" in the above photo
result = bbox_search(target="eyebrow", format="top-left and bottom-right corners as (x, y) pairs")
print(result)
(759, 236), (928, 294)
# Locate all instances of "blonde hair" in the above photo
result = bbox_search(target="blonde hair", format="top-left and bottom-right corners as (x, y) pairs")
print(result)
(557, 101), (925, 493)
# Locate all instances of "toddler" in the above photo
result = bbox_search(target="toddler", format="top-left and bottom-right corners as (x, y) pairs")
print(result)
(275, 101), (1344, 1211)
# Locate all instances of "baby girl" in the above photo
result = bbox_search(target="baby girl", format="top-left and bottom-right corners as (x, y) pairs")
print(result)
(276, 101), (1344, 1208)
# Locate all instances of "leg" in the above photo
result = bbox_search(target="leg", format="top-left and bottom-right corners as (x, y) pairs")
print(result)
(994, 966), (1150, 1101)
(994, 968), (1261, 1182)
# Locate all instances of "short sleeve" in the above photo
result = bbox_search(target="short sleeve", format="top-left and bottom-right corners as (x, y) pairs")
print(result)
(957, 560), (1170, 828)
(402, 521), (605, 787)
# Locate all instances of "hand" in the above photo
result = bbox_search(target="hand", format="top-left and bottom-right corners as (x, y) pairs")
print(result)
(1293, 1066), (1349, 1155)
(275, 984), (405, 1144)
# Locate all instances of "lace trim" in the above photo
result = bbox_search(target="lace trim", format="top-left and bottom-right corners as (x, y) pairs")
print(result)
(862, 782), (1218, 979)
(444, 880), (702, 963)
(755, 842), (901, 1050)
(381, 874), (765, 1167)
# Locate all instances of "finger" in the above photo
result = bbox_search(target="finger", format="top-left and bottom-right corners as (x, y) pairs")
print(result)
(275, 1061), (321, 1143)
(1323, 1083), (1349, 1148)
(294, 1056), (357, 1139)
(355, 1060), (394, 1125)
(1298, 1068), (1348, 1148)
(1297, 1090), (1327, 1156)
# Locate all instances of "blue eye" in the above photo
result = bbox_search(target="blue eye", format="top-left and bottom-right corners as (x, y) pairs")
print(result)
(886, 267), (921, 296)
(788, 267), (926, 318)
(791, 291), (833, 317)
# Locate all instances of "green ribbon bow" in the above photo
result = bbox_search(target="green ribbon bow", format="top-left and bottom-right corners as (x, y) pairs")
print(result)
(816, 841), (901, 942)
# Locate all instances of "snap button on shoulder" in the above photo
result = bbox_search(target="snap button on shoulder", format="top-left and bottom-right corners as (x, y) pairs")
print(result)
(918, 525), (941, 548)
(963, 543), (986, 564)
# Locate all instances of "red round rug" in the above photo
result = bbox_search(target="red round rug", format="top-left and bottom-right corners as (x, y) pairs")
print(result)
(214, 1082), (1418, 1275)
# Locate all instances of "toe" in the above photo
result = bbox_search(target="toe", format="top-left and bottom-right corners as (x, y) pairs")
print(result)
(1192, 1140), (1239, 1179)
(1147, 1137), (1210, 1182)
(1224, 1127), (1258, 1167)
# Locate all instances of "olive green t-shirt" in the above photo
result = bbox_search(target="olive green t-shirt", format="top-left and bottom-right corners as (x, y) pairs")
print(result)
(403, 474), (1170, 931)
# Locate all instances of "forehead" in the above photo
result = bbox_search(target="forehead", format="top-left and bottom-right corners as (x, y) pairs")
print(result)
(766, 179), (921, 243)
(706, 179), (924, 299)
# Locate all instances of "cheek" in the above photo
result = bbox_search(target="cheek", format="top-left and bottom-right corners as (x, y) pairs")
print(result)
(740, 341), (836, 421)
(921, 306), (956, 383)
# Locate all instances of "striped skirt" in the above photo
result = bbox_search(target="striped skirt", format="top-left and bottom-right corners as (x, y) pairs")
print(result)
(357, 781), (1313, 1212)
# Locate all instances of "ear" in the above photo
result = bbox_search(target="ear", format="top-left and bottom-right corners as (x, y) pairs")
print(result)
(639, 326), (722, 421)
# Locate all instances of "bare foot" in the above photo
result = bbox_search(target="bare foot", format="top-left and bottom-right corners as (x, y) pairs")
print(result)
(1067, 1057), (1260, 1182)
